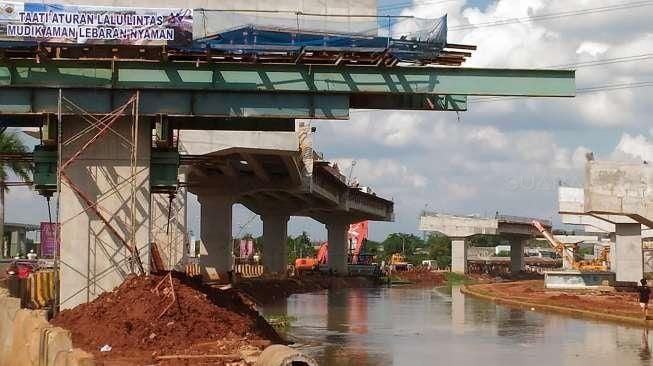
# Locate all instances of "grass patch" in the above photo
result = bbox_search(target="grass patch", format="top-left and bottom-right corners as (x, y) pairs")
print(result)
(444, 272), (473, 285)
(264, 314), (297, 329)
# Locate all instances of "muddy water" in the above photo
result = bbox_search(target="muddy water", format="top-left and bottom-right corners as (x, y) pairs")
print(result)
(262, 286), (653, 366)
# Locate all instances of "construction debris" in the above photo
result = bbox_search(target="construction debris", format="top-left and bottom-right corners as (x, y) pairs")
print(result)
(51, 273), (282, 364)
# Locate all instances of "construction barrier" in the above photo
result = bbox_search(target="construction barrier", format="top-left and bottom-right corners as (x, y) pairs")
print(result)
(185, 263), (201, 278)
(26, 270), (56, 310)
(0, 292), (95, 366)
(235, 264), (264, 278)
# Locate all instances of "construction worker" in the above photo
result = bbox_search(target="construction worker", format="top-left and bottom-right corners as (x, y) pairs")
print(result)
(637, 278), (651, 318)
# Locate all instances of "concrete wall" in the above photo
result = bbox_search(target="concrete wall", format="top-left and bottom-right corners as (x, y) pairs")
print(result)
(55, 0), (378, 37)
(0, 291), (95, 365)
(59, 117), (151, 310)
(585, 161), (653, 222)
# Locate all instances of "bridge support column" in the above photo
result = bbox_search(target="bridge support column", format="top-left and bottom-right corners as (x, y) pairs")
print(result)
(59, 117), (151, 310)
(510, 239), (525, 274)
(614, 223), (642, 283)
(326, 222), (348, 275)
(262, 214), (290, 274)
(451, 237), (468, 273)
(198, 195), (234, 281)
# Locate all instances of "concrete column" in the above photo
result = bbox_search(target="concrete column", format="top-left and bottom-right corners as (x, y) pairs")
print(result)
(615, 223), (642, 283)
(326, 222), (348, 275)
(510, 239), (525, 274)
(59, 116), (151, 309)
(262, 215), (289, 274)
(451, 238), (467, 273)
(198, 195), (233, 281)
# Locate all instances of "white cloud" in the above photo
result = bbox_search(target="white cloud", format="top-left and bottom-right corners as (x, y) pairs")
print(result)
(576, 41), (610, 57)
(612, 133), (653, 161)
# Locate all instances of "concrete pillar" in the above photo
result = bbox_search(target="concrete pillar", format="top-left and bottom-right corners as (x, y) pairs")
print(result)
(262, 215), (289, 274)
(59, 117), (151, 309)
(615, 223), (643, 283)
(451, 238), (467, 273)
(198, 195), (233, 280)
(326, 222), (348, 275)
(510, 239), (525, 274)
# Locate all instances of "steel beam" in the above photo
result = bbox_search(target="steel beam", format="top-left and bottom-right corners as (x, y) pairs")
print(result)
(0, 60), (575, 97)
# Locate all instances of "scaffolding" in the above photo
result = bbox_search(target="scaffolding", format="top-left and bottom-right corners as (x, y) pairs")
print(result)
(54, 90), (147, 310)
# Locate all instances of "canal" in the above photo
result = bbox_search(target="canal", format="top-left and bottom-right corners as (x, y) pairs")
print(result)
(262, 286), (653, 365)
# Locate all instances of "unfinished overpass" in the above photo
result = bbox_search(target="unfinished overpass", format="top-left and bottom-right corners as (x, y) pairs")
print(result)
(419, 212), (552, 273)
(0, 3), (575, 309)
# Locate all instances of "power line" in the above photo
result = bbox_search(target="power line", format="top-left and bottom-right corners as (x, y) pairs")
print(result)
(378, 0), (456, 12)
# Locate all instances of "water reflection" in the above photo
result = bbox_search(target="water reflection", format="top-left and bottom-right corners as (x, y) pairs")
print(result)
(262, 286), (653, 366)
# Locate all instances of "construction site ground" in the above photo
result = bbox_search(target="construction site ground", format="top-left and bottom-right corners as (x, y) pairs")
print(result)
(235, 273), (381, 304)
(51, 273), (283, 366)
(465, 280), (651, 326)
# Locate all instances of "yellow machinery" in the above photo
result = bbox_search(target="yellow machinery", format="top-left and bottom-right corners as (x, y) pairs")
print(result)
(532, 220), (609, 272)
(390, 253), (409, 271)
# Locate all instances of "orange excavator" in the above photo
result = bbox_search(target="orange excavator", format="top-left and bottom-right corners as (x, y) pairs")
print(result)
(294, 242), (328, 272)
(531, 220), (609, 272)
(294, 221), (369, 272)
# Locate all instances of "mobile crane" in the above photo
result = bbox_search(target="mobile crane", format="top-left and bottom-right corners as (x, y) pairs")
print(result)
(531, 220), (609, 272)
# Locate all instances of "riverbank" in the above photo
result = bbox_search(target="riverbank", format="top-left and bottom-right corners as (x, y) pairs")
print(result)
(51, 273), (283, 365)
(234, 273), (380, 304)
(463, 280), (653, 328)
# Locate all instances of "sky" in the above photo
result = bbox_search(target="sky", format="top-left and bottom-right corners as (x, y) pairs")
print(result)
(6, 0), (653, 242)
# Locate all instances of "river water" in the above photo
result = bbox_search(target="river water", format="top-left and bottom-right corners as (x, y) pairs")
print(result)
(261, 286), (653, 366)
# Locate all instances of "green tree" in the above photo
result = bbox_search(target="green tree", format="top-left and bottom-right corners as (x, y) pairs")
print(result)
(0, 130), (31, 248)
(287, 231), (315, 264)
(426, 234), (452, 268)
(381, 233), (424, 263)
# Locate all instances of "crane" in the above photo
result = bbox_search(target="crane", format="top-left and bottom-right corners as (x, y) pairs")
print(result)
(531, 220), (609, 272)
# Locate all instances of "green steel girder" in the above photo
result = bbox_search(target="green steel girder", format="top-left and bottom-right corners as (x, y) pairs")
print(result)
(0, 60), (575, 97)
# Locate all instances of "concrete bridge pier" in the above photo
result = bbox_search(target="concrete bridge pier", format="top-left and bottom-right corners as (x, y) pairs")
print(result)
(326, 222), (349, 275)
(262, 214), (290, 274)
(615, 223), (643, 283)
(510, 239), (525, 274)
(198, 194), (234, 281)
(451, 238), (468, 274)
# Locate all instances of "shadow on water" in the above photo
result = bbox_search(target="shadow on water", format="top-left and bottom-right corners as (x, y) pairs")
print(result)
(262, 286), (653, 366)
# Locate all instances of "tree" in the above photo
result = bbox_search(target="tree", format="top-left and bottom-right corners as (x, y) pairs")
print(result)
(381, 233), (424, 263)
(0, 130), (31, 254)
(426, 234), (452, 268)
(287, 231), (315, 264)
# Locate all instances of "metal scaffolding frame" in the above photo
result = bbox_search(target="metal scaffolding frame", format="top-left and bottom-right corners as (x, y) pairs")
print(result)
(55, 90), (145, 310)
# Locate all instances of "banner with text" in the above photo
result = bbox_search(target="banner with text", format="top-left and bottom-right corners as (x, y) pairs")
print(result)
(40, 222), (58, 258)
(0, 2), (192, 46)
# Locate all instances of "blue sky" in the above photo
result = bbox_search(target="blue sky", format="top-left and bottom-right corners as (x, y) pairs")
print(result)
(6, 0), (653, 243)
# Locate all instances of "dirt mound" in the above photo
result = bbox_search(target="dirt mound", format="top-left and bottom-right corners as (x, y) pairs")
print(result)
(235, 274), (378, 304)
(395, 270), (445, 285)
(51, 273), (281, 364)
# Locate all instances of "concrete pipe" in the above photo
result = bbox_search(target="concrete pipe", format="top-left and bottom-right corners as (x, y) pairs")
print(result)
(255, 345), (318, 366)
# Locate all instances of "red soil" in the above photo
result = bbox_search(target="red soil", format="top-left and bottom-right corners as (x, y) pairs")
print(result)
(235, 273), (378, 304)
(51, 273), (282, 365)
(470, 280), (643, 318)
(394, 269), (446, 285)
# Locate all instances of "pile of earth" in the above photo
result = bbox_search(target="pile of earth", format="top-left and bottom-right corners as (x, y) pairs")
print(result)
(235, 273), (378, 304)
(394, 269), (446, 285)
(51, 273), (282, 364)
